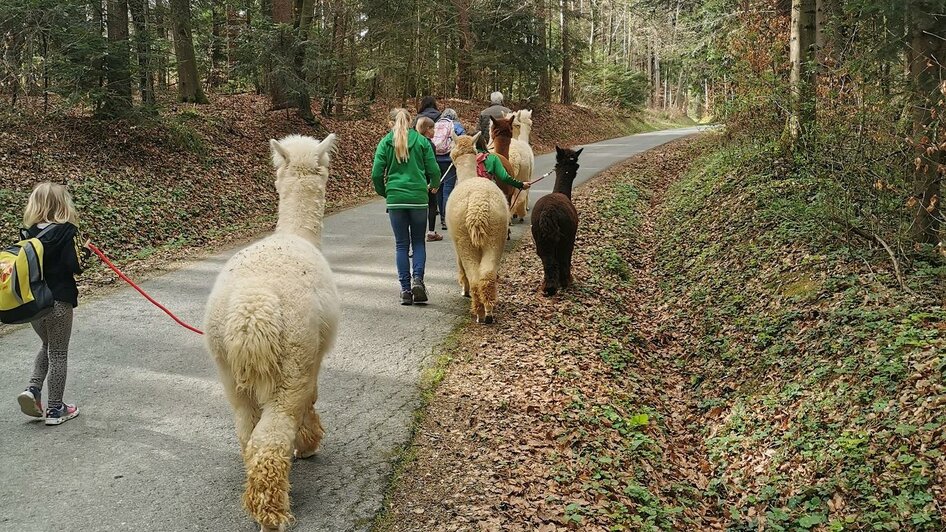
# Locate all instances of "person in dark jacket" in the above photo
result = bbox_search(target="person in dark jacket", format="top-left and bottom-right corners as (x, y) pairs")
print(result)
(413, 96), (441, 127)
(478, 91), (512, 138)
(434, 108), (466, 231)
(15, 182), (89, 425)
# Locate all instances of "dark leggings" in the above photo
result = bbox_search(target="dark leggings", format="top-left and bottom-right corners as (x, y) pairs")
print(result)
(29, 301), (74, 407)
(427, 191), (439, 231)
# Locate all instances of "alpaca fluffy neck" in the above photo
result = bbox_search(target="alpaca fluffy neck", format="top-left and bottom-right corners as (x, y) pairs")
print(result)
(454, 154), (477, 181)
(518, 122), (532, 144)
(275, 174), (326, 246)
(492, 134), (511, 158)
(553, 166), (578, 199)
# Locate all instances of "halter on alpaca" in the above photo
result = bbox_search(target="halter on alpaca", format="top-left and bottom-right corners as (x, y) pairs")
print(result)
(531, 146), (583, 296)
(204, 134), (340, 532)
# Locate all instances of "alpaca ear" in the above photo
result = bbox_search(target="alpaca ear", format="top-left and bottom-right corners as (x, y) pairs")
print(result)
(555, 146), (563, 157)
(472, 131), (482, 145)
(316, 133), (338, 167)
(574, 148), (584, 158)
(270, 139), (289, 168)
(489, 115), (497, 125)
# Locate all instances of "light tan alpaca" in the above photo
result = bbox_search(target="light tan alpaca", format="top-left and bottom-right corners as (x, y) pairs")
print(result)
(446, 132), (510, 324)
(507, 111), (535, 222)
(204, 134), (340, 532)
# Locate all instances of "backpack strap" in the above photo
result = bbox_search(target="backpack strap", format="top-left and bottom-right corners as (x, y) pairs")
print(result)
(475, 152), (492, 180)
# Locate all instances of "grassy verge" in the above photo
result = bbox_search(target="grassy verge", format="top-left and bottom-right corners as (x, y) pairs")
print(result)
(656, 138), (946, 530)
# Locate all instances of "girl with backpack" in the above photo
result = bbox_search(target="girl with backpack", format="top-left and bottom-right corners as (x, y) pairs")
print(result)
(432, 108), (466, 231)
(15, 182), (89, 425)
(474, 132), (531, 192)
(372, 108), (442, 306)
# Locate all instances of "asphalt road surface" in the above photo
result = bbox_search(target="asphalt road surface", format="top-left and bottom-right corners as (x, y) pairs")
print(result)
(0, 126), (705, 532)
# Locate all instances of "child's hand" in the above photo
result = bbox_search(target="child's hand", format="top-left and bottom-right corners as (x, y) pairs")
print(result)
(83, 239), (92, 249)
(522, 181), (532, 189)
(430, 187), (439, 194)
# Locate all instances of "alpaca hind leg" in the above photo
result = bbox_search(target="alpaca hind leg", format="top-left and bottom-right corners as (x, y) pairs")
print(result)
(478, 249), (501, 323)
(561, 239), (576, 289)
(243, 401), (296, 531)
(218, 363), (261, 454)
(294, 399), (324, 459)
(456, 256), (470, 297)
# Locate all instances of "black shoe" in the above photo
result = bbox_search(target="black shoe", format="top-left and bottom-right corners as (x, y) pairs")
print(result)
(441, 223), (448, 231)
(400, 290), (413, 305)
(411, 277), (428, 304)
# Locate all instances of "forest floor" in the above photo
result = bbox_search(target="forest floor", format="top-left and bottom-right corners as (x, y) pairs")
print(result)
(0, 94), (688, 296)
(376, 137), (946, 531)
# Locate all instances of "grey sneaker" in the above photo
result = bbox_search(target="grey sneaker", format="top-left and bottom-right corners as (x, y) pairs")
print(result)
(411, 277), (428, 304)
(400, 290), (413, 306)
(17, 386), (43, 418)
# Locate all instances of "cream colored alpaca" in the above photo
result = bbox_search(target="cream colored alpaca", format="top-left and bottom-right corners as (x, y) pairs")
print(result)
(204, 134), (340, 532)
(446, 132), (510, 324)
(508, 110), (535, 222)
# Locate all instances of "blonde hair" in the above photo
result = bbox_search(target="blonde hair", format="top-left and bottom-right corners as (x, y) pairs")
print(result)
(415, 116), (435, 138)
(390, 108), (410, 163)
(23, 182), (79, 227)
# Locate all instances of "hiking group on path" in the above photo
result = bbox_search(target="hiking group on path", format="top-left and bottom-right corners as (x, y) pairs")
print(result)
(6, 90), (530, 426)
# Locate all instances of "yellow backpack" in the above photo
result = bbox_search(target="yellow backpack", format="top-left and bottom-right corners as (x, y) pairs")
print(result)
(0, 226), (55, 324)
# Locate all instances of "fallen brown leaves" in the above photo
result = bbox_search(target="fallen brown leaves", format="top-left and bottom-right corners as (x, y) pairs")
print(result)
(379, 139), (722, 530)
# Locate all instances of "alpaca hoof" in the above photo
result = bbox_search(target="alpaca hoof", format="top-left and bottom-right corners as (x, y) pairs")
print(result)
(260, 524), (286, 532)
(294, 448), (318, 460)
(483, 315), (494, 324)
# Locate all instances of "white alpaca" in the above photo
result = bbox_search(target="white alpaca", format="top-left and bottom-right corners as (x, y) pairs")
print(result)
(446, 132), (510, 324)
(508, 111), (535, 221)
(204, 134), (340, 532)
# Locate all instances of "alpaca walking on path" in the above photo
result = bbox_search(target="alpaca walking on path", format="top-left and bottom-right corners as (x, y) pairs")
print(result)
(447, 132), (511, 323)
(531, 146), (583, 296)
(204, 134), (340, 532)
(490, 115), (534, 222)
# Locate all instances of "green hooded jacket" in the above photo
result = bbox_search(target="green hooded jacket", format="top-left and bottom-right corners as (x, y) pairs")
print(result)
(371, 129), (442, 209)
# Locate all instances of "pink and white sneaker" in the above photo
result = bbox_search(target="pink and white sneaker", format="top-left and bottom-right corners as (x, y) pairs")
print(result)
(44, 403), (78, 426)
(17, 387), (43, 418)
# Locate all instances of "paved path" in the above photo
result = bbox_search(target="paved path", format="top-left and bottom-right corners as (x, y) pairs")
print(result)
(0, 126), (704, 532)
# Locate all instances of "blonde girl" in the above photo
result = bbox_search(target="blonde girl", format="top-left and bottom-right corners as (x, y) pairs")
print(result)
(16, 182), (88, 425)
(371, 108), (442, 305)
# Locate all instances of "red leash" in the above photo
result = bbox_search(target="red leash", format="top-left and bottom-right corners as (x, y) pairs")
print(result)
(87, 243), (205, 335)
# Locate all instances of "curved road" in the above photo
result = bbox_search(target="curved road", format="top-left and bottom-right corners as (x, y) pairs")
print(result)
(0, 126), (704, 532)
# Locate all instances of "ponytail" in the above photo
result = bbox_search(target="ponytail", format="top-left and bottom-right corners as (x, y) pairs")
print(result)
(390, 108), (410, 163)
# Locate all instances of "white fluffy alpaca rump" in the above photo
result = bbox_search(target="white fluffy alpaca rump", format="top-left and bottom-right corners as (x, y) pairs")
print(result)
(446, 132), (511, 324)
(204, 133), (340, 532)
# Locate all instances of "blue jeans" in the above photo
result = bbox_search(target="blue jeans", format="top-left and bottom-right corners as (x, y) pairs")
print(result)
(388, 208), (427, 291)
(437, 159), (457, 225)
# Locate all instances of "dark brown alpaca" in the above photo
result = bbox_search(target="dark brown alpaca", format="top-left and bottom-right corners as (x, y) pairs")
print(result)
(488, 115), (518, 213)
(531, 146), (582, 296)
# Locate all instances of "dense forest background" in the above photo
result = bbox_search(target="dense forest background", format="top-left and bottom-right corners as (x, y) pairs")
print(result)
(1, 0), (943, 253)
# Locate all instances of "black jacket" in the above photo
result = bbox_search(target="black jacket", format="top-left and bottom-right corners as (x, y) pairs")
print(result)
(23, 223), (87, 307)
(413, 107), (441, 126)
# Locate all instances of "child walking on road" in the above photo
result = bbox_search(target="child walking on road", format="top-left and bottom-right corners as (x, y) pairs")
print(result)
(15, 182), (89, 425)
(415, 116), (443, 242)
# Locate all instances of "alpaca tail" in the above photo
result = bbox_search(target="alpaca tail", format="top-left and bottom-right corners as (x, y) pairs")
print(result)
(465, 197), (493, 249)
(224, 288), (284, 401)
(243, 404), (295, 530)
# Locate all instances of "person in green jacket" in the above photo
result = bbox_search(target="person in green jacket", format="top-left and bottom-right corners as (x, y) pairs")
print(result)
(371, 108), (442, 306)
(474, 133), (531, 192)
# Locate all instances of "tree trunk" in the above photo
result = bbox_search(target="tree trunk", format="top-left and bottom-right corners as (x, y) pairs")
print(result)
(788, 0), (816, 142)
(269, 0), (293, 110)
(537, 0), (550, 101)
(128, 0), (155, 107)
(153, 0), (168, 90)
(331, 0), (347, 116)
(454, 0), (473, 99)
(102, 0), (132, 117)
(209, 0), (226, 87)
(169, 0), (208, 103)
(561, 0), (572, 104)
(293, 0), (316, 124)
(908, 1), (946, 244)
